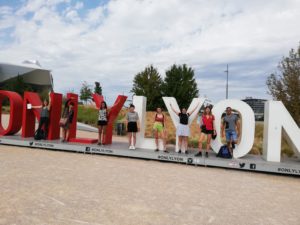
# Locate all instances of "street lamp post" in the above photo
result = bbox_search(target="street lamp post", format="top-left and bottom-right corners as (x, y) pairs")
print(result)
(224, 64), (229, 99)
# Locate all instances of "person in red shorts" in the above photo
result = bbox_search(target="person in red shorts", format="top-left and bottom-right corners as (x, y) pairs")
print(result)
(195, 106), (216, 158)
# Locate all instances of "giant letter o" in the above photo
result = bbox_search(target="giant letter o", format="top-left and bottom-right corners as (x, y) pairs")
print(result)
(0, 90), (23, 136)
(211, 99), (255, 158)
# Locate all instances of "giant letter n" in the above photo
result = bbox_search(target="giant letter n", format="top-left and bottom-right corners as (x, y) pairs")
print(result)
(263, 101), (300, 162)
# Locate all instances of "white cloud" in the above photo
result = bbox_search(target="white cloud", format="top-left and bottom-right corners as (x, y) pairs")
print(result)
(0, 0), (300, 103)
(0, 6), (15, 29)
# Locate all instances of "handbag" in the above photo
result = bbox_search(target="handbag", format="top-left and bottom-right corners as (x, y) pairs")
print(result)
(212, 130), (217, 140)
(59, 118), (68, 126)
(200, 116), (206, 130)
(211, 116), (217, 139)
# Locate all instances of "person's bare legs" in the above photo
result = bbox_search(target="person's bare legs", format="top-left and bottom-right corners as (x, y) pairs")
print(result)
(102, 126), (107, 144)
(206, 134), (212, 157)
(227, 141), (233, 155)
(133, 133), (136, 147)
(178, 136), (183, 152)
(184, 136), (188, 153)
(161, 131), (166, 150)
(227, 134), (233, 155)
(98, 126), (103, 144)
(66, 129), (70, 141)
(198, 133), (206, 154)
(128, 133), (132, 147)
(225, 132), (233, 156)
(155, 130), (159, 150)
(62, 128), (66, 141)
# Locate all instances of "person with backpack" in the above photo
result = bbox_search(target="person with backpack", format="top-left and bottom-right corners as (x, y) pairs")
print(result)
(60, 99), (75, 142)
(32, 93), (51, 140)
(97, 101), (108, 145)
(170, 103), (199, 154)
(221, 106), (240, 155)
(126, 104), (140, 150)
(195, 106), (216, 158)
(153, 107), (167, 152)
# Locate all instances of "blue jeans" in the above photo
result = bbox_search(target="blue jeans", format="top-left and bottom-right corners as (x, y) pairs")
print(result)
(225, 130), (237, 142)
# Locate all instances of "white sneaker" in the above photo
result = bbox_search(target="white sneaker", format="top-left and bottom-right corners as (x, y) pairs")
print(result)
(132, 146), (136, 150)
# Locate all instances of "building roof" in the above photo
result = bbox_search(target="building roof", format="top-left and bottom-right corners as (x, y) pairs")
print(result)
(0, 61), (53, 87)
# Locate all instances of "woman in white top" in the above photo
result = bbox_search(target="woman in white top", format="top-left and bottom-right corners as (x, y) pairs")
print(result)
(97, 101), (108, 145)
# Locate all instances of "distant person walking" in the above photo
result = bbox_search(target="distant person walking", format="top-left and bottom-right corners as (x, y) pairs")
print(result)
(60, 99), (75, 142)
(97, 101), (108, 145)
(153, 107), (167, 152)
(170, 103), (199, 154)
(126, 104), (140, 150)
(195, 106), (216, 158)
(221, 107), (240, 155)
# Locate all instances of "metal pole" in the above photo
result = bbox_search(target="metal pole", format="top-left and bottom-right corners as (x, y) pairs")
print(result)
(224, 64), (229, 99)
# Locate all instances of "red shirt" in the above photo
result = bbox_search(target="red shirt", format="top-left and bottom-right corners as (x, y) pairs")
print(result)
(155, 114), (164, 123)
(202, 115), (215, 130)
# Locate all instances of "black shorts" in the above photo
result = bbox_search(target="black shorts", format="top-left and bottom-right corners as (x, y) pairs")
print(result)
(127, 122), (137, 132)
(98, 120), (108, 126)
(202, 129), (214, 135)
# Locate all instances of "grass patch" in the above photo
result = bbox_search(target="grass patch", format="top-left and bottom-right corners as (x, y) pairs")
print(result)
(1, 106), (10, 114)
(77, 106), (128, 128)
(77, 105), (98, 126)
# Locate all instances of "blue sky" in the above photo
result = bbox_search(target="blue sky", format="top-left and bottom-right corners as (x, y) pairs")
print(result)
(0, 0), (300, 104)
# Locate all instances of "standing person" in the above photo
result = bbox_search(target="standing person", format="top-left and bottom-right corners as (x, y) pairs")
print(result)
(153, 107), (167, 153)
(60, 99), (75, 142)
(97, 101), (108, 145)
(170, 103), (199, 154)
(126, 104), (140, 150)
(221, 107), (240, 155)
(195, 106), (216, 158)
(32, 95), (51, 139)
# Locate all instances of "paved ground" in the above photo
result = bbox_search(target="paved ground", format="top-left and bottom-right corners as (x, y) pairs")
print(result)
(0, 143), (300, 225)
(1, 115), (300, 224)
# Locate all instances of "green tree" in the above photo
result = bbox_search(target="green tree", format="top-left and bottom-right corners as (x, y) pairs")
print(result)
(131, 65), (163, 110)
(80, 81), (93, 104)
(94, 81), (102, 95)
(162, 64), (199, 108)
(266, 43), (300, 125)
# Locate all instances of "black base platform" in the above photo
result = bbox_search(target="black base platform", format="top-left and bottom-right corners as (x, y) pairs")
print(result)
(0, 135), (300, 176)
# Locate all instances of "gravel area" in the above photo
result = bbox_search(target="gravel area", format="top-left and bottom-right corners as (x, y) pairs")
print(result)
(0, 143), (300, 225)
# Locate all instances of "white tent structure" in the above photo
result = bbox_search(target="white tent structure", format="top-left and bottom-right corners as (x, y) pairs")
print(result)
(0, 60), (53, 91)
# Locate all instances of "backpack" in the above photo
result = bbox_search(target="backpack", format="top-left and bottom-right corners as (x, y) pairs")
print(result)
(217, 145), (232, 158)
(34, 128), (45, 140)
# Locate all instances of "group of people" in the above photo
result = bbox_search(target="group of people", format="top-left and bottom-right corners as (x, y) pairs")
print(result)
(124, 103), (240, 157)
(34, 95), (76, 142)
(34, 96), (240, 157)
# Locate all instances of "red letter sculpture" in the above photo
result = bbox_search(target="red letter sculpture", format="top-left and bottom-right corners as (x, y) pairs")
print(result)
(68, 93), (99, 144)
(21, 91), (42, 138)
(93, 94), (127, 144)
(0, 90), (23, 136)
(65, 93), (78, 141)
(47, 92), (62, 140)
